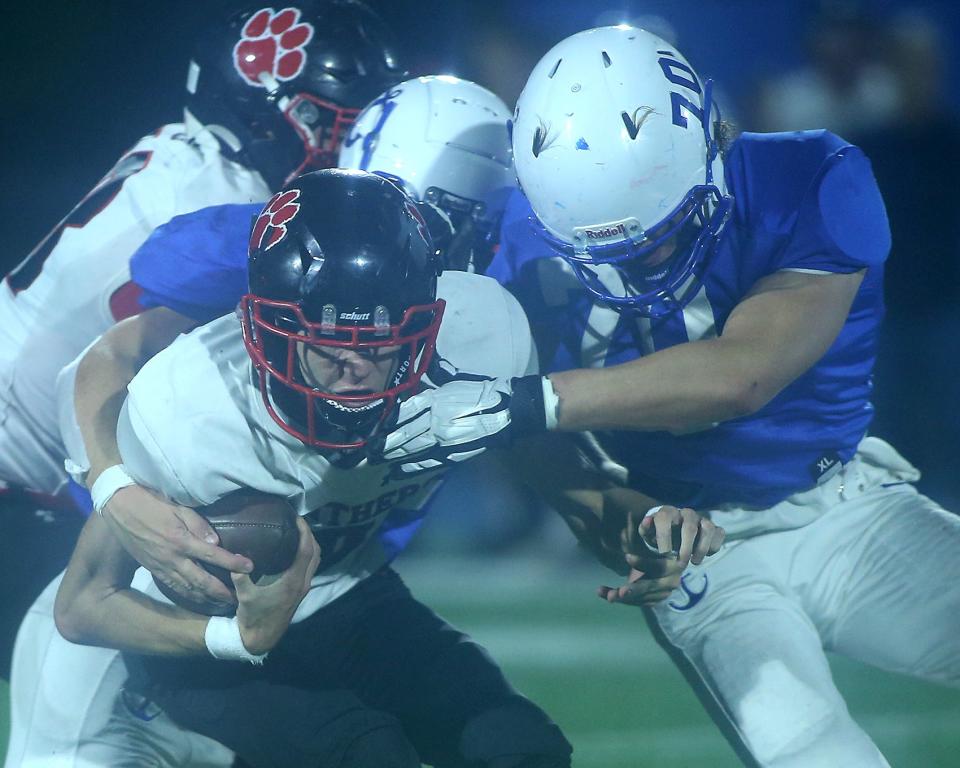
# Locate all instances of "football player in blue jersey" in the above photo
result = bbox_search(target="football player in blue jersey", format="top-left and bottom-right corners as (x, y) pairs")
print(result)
(381, 26), (960, 768)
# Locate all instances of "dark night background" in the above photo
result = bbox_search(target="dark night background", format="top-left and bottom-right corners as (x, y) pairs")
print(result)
(1, 0), (958, 506)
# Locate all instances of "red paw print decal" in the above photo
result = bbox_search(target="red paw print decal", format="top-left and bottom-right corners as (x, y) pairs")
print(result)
(233, 7), (315, 87)
(251, 189), (301, 252)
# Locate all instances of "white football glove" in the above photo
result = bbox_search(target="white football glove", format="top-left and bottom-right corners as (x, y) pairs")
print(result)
(381, 378), (513, 472)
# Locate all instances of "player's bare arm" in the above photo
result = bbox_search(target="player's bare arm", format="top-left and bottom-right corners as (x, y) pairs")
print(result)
(55, 511), (212, 656)
(54, 512), (318, 657)
(549, 268), (865, 433)
(73, 306), (254, 602)
(379, 270), (866, 464)
(508, 433), (725, 586)
(506, 434), (640, 575)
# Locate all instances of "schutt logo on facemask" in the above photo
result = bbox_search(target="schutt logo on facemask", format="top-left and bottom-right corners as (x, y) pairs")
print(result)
(250, 189), (301, 252)
(233, 7), (315, 87)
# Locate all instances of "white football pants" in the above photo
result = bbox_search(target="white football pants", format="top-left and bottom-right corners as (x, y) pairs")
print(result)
(5, 570), (234, 768)
(649, 437), (960, 768)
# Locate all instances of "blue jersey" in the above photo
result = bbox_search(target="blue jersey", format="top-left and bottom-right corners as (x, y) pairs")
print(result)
(488, 131), (891, 508)
(131, 203), (261, 323)
(129, 202), (429, 556)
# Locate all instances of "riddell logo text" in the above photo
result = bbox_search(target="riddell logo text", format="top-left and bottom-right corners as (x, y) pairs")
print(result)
(584, 223), (626, 240)
(339, 311), (370, 321)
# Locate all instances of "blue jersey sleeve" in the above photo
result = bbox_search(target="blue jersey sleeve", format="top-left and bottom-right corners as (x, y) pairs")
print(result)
(777, 145), (891, 273)
(728, 131), (891, 276)
(131, 203), (262, 323)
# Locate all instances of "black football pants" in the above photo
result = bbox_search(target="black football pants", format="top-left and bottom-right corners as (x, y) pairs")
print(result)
(125, 567), (572, 768)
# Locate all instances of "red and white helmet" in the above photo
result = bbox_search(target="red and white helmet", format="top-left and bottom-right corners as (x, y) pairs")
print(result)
(513, 26), (733, 317)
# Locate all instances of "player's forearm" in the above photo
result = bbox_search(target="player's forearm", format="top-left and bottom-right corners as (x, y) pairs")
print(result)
(60, 585), (210, 656)
(545, 270), (866, 435)
(549, 336), (762, 434)
(74, 342), (130, 484)
(74, 308), (195, 485)
(508, 434), (657, 573)
(55, 514), (210, 656)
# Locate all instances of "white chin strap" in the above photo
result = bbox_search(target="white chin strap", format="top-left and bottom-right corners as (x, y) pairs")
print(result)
(257, 71), (290, 109)
(183, 107), (244, 153)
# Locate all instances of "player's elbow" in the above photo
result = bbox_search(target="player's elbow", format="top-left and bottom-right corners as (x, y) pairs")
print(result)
(729, 378), (775, 417)
(54, 581), (97, 645)
(54, 601), (83, 644)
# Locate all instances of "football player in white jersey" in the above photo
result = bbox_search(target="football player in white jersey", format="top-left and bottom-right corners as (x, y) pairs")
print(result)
(6, 73), (704, 766)
(0, 0), (404, 677)
(48, 170), (571, 768)
(6, 74), (555, 768)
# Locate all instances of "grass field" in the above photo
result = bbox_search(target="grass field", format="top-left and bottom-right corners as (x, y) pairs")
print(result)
(3, 548), (959, 766)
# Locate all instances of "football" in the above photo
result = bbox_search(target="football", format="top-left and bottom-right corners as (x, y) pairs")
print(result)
(154, 489), (300, 616)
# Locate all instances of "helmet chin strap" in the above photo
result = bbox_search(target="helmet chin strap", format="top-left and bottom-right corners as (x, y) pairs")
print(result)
(257, 71), (293, 113)
(183, 105), (250, 165)
(183, 107), (244, 153)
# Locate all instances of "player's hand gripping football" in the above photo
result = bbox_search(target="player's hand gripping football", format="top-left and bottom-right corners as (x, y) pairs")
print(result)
(598, 505), (725, 606)
(233, 517), (321, 655)
(102, 484), (254, 610)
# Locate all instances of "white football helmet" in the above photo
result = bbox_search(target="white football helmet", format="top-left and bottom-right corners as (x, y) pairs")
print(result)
(513, 26), (733, 316)
(338, 75), (516, 271)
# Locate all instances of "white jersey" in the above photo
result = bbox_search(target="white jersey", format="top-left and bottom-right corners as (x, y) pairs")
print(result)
(0, 123), (270, 493)
(115, 271), (536, 617)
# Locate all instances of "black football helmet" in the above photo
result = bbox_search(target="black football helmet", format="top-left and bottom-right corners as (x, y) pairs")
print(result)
(240, 169), (444, 452)
(187, 2), (405, 189)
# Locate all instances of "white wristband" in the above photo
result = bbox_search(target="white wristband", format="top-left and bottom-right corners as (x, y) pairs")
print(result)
(90, 464), (136, 517)
(542, 376), (560, 431)
(204, 616), (268, 665)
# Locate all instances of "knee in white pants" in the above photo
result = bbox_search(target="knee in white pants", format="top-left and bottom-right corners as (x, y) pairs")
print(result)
(734, 662), (888, 768)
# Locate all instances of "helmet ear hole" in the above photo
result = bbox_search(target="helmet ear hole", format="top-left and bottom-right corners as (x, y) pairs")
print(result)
(602, 51), (612, 68)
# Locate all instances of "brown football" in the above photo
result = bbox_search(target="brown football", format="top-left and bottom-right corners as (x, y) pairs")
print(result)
(154, 489), (299, 616)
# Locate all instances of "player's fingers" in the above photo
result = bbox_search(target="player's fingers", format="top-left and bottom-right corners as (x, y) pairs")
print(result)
(637, 512), (657, 549)
(293, 517), (318, 573)
(176, 506), (220, 545)
(231, 571), (253, 597)
(624, 553), (683, 577)
(618, 578), (676, 606)
(710, 525), (726, 554)
(691, 519), (720, 564)
(622, 506), (646, 554)
(171, 511), (254, 574)
(154, 571), (194, 599)
(616, 585), (656, 606)
(597, 585), (617, 602)
(677, 508), (700, 566)
(653, 507), (679, 555)
(177, 560), (237, 604)
(303, 533), (321, 587)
